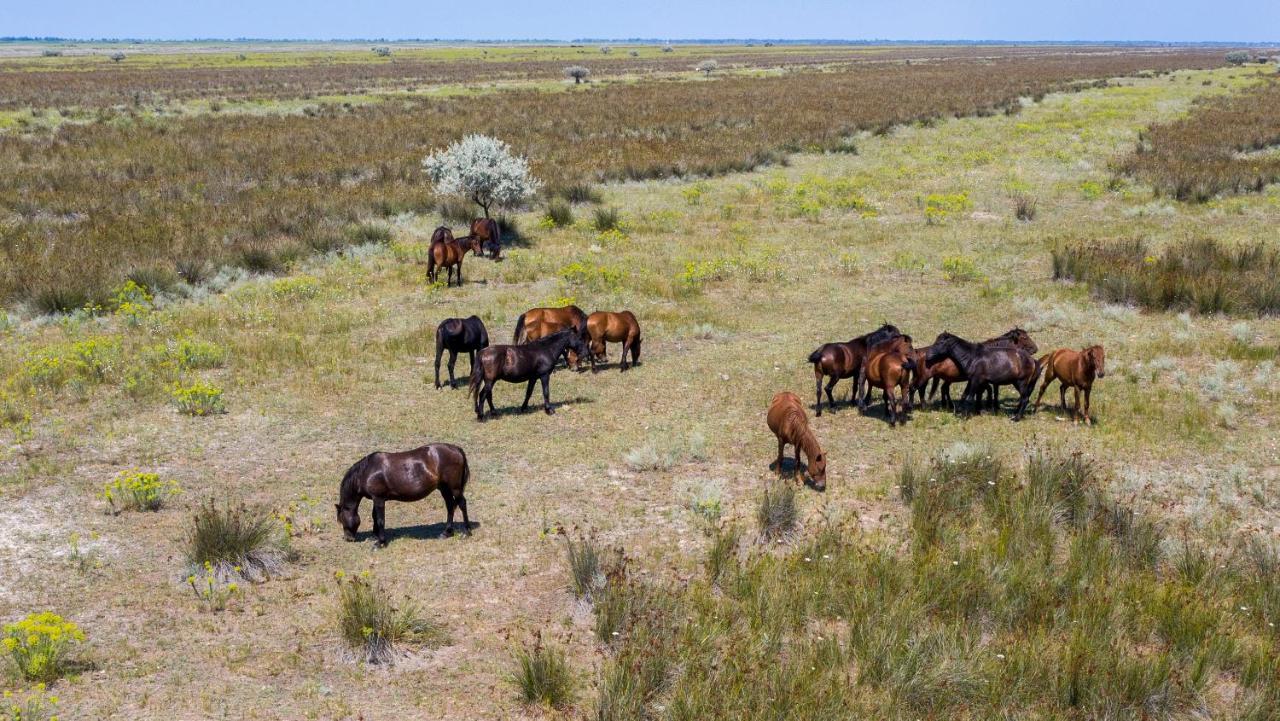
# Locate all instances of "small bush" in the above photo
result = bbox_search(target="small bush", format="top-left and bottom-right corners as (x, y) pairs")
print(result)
(923, 192), (972, 224)
(696, 59), (719, 76)
(1013, 192), (1038, 221)
(1226, 51), (1250, 66)
(757, 482), (797, 541)
(336, 571), (440, 664)
(510, 632), (574, 708)
(1, 685), (60, 720)
(593, 206), (622, 232)
(345, 222), (392, 245)
(543, 200), (574, 227)
(566, 534), (607, 601)
(706, 524), (740, 583)
(188, 563), (241, 612)
(564, 65), (591, 84)
(185, 498), (289, 580)
(556, 183), (602, 204)
(941, 256), (981, 283)
(171, 380), (225, 416)
(2, 612), (85, 682)
(168, 336), (227, 370)
(103, 470), (180, 513)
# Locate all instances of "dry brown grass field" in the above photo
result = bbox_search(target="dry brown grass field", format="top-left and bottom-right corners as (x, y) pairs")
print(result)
(1, 45), (1280, 719)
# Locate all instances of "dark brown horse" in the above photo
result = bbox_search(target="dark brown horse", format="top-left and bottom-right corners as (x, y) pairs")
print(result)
(435, 315), (490, 389)
(767, 391), (826, 491)
(925, 332), (1042, 419)
(586, 310), (642, 372)
(861, 335), (917, 426)
(469, 329), (589, 420)
(428, 229), (482, 286)
(1034, 345), (1106, 424)
(336, 444), (471, 547)
(920, 328), (1038, 410)
(807, 324), (901, 416)
(468, 217), (502, 260)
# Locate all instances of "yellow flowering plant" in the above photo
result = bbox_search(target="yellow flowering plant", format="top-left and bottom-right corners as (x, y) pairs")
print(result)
(2, 683), (60, 721)
(2, 613), (84, 682)
(102, 470), (180, 513)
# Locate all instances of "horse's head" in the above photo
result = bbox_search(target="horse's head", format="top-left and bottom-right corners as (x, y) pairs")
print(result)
(926, 332), (956, 364)
(335, 503), (360, 541)
(807, 451), (827, 492)
(1009, 328), (1038, 354)
(1086, 345), (1106, 378)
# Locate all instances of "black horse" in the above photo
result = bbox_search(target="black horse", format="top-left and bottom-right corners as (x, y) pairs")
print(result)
(435, 316), (490, 389)
(468, 329), (589, 420)
(925, 332), (1043, 420)
(336, 443), (471, 547)
(921, 328), (1038, 411)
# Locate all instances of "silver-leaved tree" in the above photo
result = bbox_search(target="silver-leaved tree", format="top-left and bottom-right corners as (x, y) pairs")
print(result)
(422, 135), (541, 219)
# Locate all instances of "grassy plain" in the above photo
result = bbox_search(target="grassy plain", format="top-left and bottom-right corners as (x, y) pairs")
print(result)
(0, 51), (1278, 719)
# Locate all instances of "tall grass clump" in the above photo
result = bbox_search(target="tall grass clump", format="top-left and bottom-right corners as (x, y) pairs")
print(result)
(510, 632), (574, 708)
(565, 533), (608, 601)
(756, 482), (797, 540)
(1013, 192), (1038, 221)
(592, 206), (622, 232)
(335, 571), (441, 664)
(1052, 237), (1280, 315)
(185, 498), (290, 580)
(543, 199), (574, 228)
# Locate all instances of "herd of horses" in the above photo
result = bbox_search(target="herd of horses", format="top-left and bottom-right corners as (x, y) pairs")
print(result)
(770, 323), (1106, 490)
(336, 224), (1108, 541)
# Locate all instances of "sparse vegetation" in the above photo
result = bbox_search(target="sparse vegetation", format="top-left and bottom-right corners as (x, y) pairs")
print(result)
(756, 482), (797, 540)
(335, 571), (441, 663)
(184, 498), (290, 580)
(510, 632), (574, 708)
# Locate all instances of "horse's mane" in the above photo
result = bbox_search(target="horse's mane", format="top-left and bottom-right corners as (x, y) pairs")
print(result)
(860, 324), (902, 347)
(528, 328), (576, 346)
(339, 453), (375, 504)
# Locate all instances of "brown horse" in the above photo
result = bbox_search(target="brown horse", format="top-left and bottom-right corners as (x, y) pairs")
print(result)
(766, 391), (826, 491)
(428, 229), (482, 287)
(862, 336), (916, 426)
(515, 305), (589, 368)
(586, 311), (642, 372)
(469, 217), (502, 260)
(336, 444), (471, 547)
(469, 329), (589, 420)
(925, 332), (1043, 420)
(921, 328), (1038, 410)
(1034, 345), (1106, 424)
(808, 324), (902, 416)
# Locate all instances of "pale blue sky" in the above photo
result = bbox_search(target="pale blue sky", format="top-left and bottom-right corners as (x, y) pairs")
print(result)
(5, 1), (1278, 43)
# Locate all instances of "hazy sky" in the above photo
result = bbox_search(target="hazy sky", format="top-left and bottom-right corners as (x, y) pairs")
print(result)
(6, 1), (1278, 43)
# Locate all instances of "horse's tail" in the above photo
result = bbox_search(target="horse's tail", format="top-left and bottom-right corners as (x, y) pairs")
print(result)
(460, 448), (470, 491)
(468, 360), (483, 399)
(807, 347), (823, 364)
(434, 322), (445, 359)
(513, 313), (527, 344)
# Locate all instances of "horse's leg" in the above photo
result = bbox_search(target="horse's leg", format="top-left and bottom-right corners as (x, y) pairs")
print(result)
(434, 341), (444, 389)
(928, 377), (939, 405)
(776, 438), (786, 474)
(630, 338), (640, 367)
(942, 381), (953, 410)
(1083, 386), (1093, 425)
(486, 381), (497, 416)
(521, 379), (536, 411)
(814, 372), (825, 416)
(541, 374), (554, 414)
(372, 498), (388, 547)
(447, 350), (458, 389)
(793, 442), (802, 480)
(1033, 374), (1051, 411)
(1072, 387), (1082, 424)
(885, 385), (898, 426)
(620, 340), (630, 372)
(440, 487), (457, 537)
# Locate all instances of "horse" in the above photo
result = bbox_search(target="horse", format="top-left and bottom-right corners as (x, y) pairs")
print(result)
(586, 311), (642, 372)
(807, 324), (901, 416)
(1034, 345), (1106, 424)
(925, 332), (1042, 420)
(427, 230), (482, 287)
(434, 316), (490, 389)
(861, 335), (917, 426)
(922, 328), (1038, 410)
(335, 443), (471, 547)
(469, 217), (502, 260)
(766, 391), (827, 491)
(515, 305), (589, 368)
(468, 329), (589, 420)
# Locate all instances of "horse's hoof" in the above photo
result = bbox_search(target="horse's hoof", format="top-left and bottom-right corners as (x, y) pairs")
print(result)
(374, 540), (388, 549)
(546, 408), (555, 415)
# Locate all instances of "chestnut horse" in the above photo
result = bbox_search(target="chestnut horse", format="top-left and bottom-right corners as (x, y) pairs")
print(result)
(861, 336), (917, 426)
(1034, 345), (1106, 424)
(428, 229), (482, 286)
(468, 329), (589, 420)
(336, 443), (471, 547)
(586, 311), (642, 372)
(515, 305), (589, 368)
(434, 315), (490, 389)
(469, 218), (502, 260)
(925, 332), (1042, 419)
(766, 391), (826, 491)
(808, 324), (902, 416)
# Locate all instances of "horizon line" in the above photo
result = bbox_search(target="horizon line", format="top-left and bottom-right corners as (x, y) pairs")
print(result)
(2, 37), (1276, 46)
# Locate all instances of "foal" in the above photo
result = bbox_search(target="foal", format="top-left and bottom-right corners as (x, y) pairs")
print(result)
(1034, 345), (1106, 424)
(766, 391), (827, 491)
(427, 230), (482, 287)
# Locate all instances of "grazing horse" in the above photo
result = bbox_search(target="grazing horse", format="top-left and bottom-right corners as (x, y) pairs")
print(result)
(427, 230), (482, 287)
(923, 328), (1038, 410)
(925, 332), (1042, 419)
(468, 329), (589, 420)
(434, 316), (490, 389)
(1034, 345), (1106, 424)
(335, 443), (471, 547)
(586, 311), (642, 372)
(469, 217), (502, 260)
(766, 391), (827, 491)
(808, 324), (902, 416)
(861, 335), (917, 426)
(515, 305), (589, 367)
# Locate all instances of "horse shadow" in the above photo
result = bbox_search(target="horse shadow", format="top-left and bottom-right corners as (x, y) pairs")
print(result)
(377, 520), (484, 543)
(476, 395), (594, 419)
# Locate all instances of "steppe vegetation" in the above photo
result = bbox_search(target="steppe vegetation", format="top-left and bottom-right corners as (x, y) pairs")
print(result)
(0, 43), (1278, 719)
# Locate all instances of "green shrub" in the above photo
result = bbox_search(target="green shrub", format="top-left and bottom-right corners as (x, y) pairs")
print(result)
(940, 255), (981, 283)
(187, 562), (241, 612)
(556, 182), (602, 204)
(923, 192), (972, 224)
(168, 336), (227, 370)
(593, 206), (622, 232)
(510, 633), (574, 708)
(543, 199), (574, 227)
(171, 380), (225, 416)
(1013, 192), (1038, 221)
(566, 534), (607, 601)
(335, 571), (441, 664)
(344, 222), (392, 245)
(103, 470), (180, 513)
(268, 275), (321, 300)
(2, 612), (85, 682)
(706, 524), (741, 583)
(185, 498), (289, 580)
